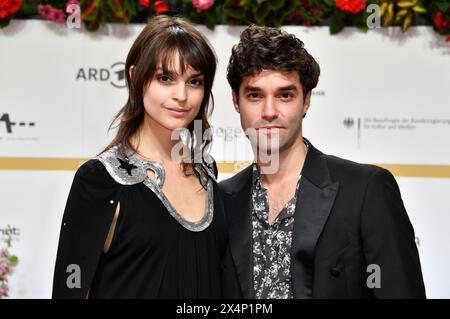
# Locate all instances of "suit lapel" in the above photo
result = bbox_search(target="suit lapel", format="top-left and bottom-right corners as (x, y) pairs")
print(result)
(224, 139), (339, 299)
(225, 166), (255, 298)
(291, 139), (339, 298)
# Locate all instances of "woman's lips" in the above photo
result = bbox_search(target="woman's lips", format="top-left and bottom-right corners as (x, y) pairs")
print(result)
(165, 107), (189, 117)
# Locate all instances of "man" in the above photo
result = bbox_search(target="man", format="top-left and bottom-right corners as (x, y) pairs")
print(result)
(219, 25), (426, 298)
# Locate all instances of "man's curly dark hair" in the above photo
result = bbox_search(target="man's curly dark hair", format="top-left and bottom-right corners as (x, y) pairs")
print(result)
(227, 25), (320, 101)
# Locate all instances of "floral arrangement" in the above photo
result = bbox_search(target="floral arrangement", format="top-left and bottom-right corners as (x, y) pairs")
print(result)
(287, 0), (331, 26)
(224, 0), (299, 27)
(433, 1), (450, 41)
(0, 0), (21, 27)
(0, 225), (18, 298)
(0, 0), (449, 42)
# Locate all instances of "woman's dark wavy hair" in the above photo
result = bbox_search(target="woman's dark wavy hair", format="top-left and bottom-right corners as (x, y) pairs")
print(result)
(227, 24), (320, 101)
(104, 15), (217, 182)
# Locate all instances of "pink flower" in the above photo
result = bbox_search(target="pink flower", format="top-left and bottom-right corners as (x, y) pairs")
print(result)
(37, 4), (52, 17)
(65, 0), (79, 6)
(0, 260), (10, 277)
(37, 3), (67, 24)
(192, 0), (214, 11)
(0, 283), (9, 297)
(51, 9), (67, 24)
(65, 0), (79, 7)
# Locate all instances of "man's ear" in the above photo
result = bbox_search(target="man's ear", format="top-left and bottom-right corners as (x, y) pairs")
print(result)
(232, 90), (240, 113)
(303, 90), (312, 118)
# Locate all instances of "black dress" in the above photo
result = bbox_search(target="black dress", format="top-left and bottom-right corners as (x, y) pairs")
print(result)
(52, 146), (227, 298)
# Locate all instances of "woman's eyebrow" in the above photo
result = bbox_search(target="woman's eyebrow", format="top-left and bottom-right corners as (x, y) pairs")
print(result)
(155, 67), (203, 78)
(188, 72), (203, 78)
(155, 66), (178, 75)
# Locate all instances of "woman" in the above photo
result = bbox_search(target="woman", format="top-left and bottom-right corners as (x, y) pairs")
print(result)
(52, 15), (225, 298)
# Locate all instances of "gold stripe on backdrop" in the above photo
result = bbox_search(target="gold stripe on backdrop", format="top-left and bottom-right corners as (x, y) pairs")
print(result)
(0, 157), (86, 171)
(216, 162), (450, 178)
(0, 157), (450, 178)
(375, 164), (450, 178)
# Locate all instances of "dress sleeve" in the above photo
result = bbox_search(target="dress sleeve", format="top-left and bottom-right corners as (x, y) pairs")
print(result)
(52, 160), (121, 298)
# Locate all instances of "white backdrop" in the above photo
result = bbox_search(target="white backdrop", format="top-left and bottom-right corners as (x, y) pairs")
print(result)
(0, 20), (449, 298)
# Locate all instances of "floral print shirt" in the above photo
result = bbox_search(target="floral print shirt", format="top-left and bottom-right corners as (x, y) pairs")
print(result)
(251, 165), (302, 299)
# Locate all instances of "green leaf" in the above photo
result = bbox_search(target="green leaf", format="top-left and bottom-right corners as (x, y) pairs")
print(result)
(9, 255), (18, 265)
(205, 20), (215, 30)
(329, 15), (345, 34)
(358, 25), (369, 33)
(402, 13), (413, 32)
(85, 19), (100, 32)
(224, 1), (246, 19)
(252, 1), (271, 22)
(435, 2), (450, 13)
(412, 6), (427, 13)
(283, 0), (300, 16)
(205, 5), (221, 30)
(398, 1), (416, 9)
(272, 12), (286, 27)
(268, 0), (285, 11)
(20, 0), (41, 15)
(0, 18), (9, 28)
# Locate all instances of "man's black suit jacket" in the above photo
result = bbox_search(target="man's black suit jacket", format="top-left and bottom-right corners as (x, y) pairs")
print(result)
(219, 139), (426, 298)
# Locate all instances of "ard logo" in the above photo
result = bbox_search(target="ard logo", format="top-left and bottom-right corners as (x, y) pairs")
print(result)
(75, 62), (126, 88)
